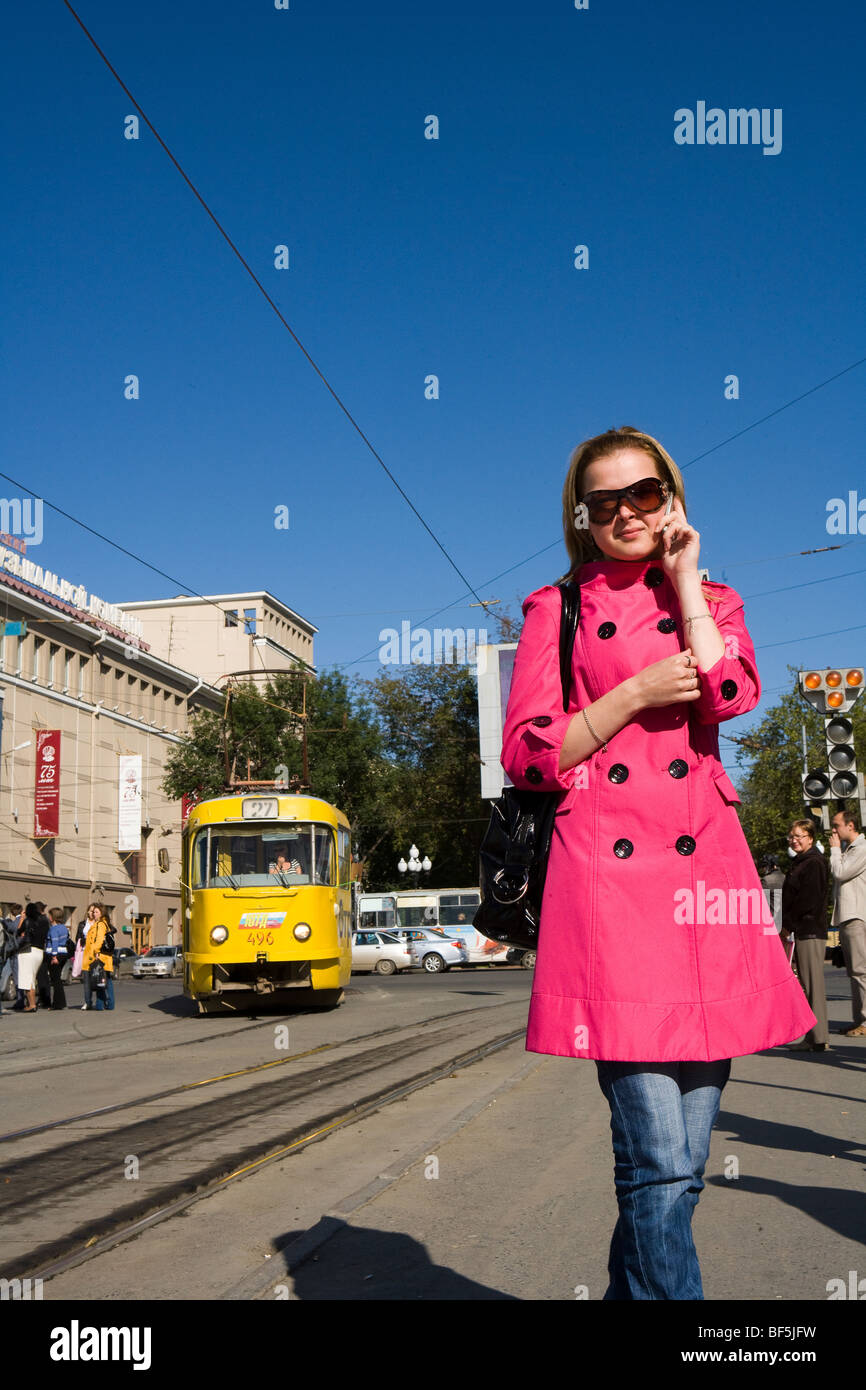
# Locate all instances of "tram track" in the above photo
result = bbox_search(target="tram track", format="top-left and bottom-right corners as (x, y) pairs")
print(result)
(0, 998), (517, 1143)
(0, 1004), (528, 1282)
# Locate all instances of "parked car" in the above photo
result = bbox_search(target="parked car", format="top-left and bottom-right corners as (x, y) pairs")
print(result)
(132, 945), (183, 979)
(351, 930), (413, 975)
(113, 947), (138, 976)
(391, 928), (468, 973)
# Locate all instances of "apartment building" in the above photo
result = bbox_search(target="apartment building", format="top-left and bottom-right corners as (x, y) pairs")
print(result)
(117, 592), (316, 688)
(0, 551), (222, 949)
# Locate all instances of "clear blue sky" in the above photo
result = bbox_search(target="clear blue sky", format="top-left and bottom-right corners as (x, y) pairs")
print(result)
(3, 0), (865, 777)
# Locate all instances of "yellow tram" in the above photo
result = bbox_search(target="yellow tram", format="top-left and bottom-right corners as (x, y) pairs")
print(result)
(181, 792), (353, 1014)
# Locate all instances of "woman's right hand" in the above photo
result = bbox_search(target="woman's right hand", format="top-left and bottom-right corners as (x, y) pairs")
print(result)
(629, 649), (703, 709)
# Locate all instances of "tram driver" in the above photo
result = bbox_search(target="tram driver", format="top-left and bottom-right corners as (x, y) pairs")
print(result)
(269, 849), (304, 880)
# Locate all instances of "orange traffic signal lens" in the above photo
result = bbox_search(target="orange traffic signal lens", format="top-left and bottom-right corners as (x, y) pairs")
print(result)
(826, 671), (842, 687)
(846, 669), (863, 686)
(804, 673), (822, 689)
(827, 690), (844, 707)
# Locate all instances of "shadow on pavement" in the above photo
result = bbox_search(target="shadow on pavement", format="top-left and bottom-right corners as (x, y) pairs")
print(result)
(273, 1224), (520, 1300)
(706, 1169), (866, 1249)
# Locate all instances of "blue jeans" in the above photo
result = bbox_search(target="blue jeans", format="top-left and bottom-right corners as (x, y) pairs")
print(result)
(595, 1059), (731, 1300)
(94, 974), (115, 1010)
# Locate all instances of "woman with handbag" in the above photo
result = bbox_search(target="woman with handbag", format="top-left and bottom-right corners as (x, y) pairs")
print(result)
(73, 903), (103, 1010)
(500, 426), (815, 1300)
(80, 906), (115, 1012)
(16, 903), (50, 1012)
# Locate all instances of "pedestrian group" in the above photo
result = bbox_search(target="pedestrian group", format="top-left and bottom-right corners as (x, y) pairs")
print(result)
(0, 901), (117, 1015)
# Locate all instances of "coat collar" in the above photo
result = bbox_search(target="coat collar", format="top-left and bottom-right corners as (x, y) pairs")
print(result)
(576, 557), (668, 590)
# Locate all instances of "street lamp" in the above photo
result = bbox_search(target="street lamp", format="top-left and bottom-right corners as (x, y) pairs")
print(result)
(398, 843), (432, 876)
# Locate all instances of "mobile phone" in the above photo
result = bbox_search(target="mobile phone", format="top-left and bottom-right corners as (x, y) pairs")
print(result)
(660, 491), (674, 534)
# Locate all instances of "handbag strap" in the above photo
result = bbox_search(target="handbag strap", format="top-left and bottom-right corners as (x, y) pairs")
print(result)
(556, 579), (581, 710)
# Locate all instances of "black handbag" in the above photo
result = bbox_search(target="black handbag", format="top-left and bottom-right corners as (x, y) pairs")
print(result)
(473, 579), (581, 952)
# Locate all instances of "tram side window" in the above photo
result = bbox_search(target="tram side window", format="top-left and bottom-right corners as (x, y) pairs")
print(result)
(313, 827), (336, 887)
(337, 826), (351, 888)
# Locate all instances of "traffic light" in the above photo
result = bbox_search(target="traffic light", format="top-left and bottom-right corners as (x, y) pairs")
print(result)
(798, 668), (864, 804)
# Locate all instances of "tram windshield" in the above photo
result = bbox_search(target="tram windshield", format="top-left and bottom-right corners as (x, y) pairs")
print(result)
(191, 823), (336, 888)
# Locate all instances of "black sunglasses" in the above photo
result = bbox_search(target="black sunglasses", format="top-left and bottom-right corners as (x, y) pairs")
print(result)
(580, 476), (670, 525)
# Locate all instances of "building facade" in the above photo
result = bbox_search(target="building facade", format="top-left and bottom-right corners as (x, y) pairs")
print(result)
(117, 592), (316, 689)
(0, 554), (222, 949)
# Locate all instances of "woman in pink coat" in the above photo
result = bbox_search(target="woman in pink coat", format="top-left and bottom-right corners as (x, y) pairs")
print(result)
(501, 426), (815, 1300)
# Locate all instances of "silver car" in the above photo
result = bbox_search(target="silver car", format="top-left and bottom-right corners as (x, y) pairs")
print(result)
(351, 930), (413, 975)
(393, 928), (468, 974)
(132, 945), (183, 979)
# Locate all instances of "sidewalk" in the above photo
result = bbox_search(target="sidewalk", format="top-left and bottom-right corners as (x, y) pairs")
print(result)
(42, 966), (865, 1302)
(264, 1022), (866, 1301)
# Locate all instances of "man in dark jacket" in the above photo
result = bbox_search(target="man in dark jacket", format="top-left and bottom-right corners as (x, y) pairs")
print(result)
(782, 820), (829, 1052)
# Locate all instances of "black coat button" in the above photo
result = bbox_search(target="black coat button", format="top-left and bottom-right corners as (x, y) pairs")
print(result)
(668, 759), (688, 779)
(645, 567), (664, 588)
(597, 622), (616, 639)
(531, 715), (553, 727)
(657, 617), (677, 633)
(721, 679), (738, 700)
(608, 764), (629, 783)
(525, 765), (543, 785)
(675, 835), (696, 855)
(613, 838), (634, 858)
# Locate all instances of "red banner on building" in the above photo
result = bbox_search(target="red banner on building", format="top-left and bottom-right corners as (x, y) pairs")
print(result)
(34, 730), (61, 837)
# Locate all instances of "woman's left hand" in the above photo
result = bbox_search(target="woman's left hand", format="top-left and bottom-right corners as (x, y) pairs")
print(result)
(654, 496), (700, 580)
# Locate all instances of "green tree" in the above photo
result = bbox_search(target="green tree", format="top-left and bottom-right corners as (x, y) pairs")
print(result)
(361, 662), (489, 890)
(161, 670), (396, 863)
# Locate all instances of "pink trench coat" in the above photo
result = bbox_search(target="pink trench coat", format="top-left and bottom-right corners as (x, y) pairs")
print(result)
(501, 557), (816, 1062)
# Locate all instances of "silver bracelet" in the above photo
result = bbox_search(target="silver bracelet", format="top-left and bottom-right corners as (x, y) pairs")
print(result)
(684, 614), (713, 632)
(582, 707), (607, 752)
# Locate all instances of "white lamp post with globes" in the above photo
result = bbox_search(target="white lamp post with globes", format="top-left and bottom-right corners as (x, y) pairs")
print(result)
(397, 844), (432, 877)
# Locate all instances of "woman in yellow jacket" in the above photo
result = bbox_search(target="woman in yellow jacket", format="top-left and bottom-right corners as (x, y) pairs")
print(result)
(81, 910), (115, 1011)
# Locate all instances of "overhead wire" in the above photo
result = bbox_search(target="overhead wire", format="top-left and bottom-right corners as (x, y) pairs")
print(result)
(59, 0), (492, 619)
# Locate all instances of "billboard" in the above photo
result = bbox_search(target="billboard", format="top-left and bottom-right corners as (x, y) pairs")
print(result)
(475, 642), (517, 800)
(34, 730), (61, 837)
(118, 754), (142, 852)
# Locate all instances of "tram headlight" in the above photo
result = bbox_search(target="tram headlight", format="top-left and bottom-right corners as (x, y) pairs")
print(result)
(209, 925), (229, 945)
(293, 922), (312, 941)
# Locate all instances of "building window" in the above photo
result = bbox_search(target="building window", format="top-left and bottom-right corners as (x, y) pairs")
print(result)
(15, 638), (23, 677)
(63, 651), (73, 693)
(48, 643), (59, 688)
(32, 638), (43, 683)
(224, 609), (238, 628)
(78, 655), (88, 699)
(243, 608), (256, 635)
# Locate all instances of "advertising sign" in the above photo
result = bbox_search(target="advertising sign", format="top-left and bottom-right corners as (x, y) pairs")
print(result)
(34, 729), (61, 837)
(118, 754), (142, 852)
(475, 642), (517, 800)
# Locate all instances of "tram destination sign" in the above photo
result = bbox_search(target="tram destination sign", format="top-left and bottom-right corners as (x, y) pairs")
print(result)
(242, 798), (280, 819)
